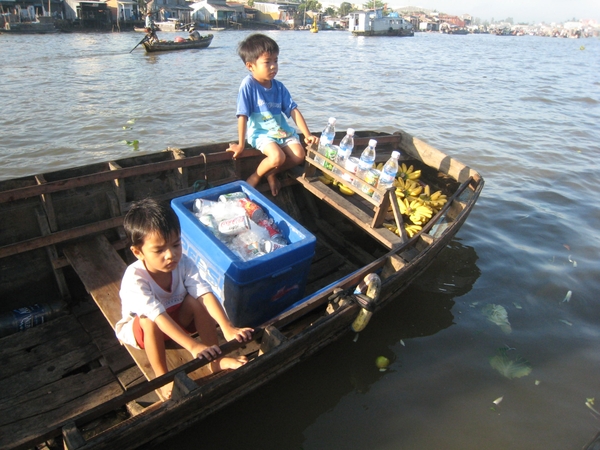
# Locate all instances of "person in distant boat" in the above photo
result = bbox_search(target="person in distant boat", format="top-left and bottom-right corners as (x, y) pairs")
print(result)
(188, 25), (201, 41)
(227, 33), (317, 197)
(115, 198), (253, 400)
(145, 11), (153, 29)
(145, 26), (159, 44)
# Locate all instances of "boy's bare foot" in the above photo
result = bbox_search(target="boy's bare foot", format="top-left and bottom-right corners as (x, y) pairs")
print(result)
(210, 356), (248, 373)
(247, 172), (261, 187)
(157, 381), (173, 402)
(267, 174), (280, 196)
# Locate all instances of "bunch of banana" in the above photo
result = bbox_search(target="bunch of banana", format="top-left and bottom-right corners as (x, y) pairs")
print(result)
(404, 223), (422, 238)
(375, 162), (385, 171)
(429, 190), (448, 211)
(394, 178), (422, 200)
(338, 184), (355, 195)
(382, 222), (398, 234)
(407, 200), (433, 225)
(397, 163), (421, 182)
(318, 173), (334, 185)
(418, 185), (448, 213)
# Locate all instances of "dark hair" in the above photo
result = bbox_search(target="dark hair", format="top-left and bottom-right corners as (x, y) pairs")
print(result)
(124, 198), (181, 248)
(237, 33), (279, 64)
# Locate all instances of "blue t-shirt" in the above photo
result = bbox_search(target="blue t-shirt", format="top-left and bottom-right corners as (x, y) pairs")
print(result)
(236, 75), (298, 148)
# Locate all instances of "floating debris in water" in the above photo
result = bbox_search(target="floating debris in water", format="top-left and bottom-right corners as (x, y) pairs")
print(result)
(564, 244), (571, 251)
(580, 45), (585, 50)
(376, 356), (390, 371)
(562, 290), (572, 303)
(122, 126), (132, 130)
(513, 302), (523, 310)
(127, 119), (136, 124)
(121, 139), (140, 151)
(586, 398), (600, 415)
(489, 348), (532, 379)
(568, 255), (577, 267)
(469, 301), (480, 308)
(559, 319), (572, 326)
(493, 396), (504, 405)
(400, 340), (405, 346)
(535, 380), (540, 385)
(483, 304), (512, 334)
(353, 333), (359, 342)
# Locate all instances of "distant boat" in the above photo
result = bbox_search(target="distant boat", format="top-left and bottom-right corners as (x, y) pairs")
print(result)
(2, 18), (57, 34)
(142, 34), (213, 52)
(349, 9), (413, 37)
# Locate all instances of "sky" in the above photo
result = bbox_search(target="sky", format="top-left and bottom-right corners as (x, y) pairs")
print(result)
(358, 0), (600, 24)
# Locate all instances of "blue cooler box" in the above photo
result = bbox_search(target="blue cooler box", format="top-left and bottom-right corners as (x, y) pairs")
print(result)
(171, 181), (316, 327)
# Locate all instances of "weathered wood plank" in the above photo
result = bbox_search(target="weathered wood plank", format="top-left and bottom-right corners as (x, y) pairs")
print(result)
(0, 324), (91, 381)
(0, 342), (101, 399)
(0, 315), (80, 360)
(0, 381), (123, 450)
(0, 366), (119, 426)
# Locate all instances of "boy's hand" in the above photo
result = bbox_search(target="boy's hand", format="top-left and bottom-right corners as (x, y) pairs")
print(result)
(222, 325), (254, 343)
(304, 135), (318, 146)
(193, 343), (221, 361)
(227, 143), (245, 159)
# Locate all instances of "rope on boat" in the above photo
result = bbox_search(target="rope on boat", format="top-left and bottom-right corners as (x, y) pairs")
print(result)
(192, 153), (213, 192)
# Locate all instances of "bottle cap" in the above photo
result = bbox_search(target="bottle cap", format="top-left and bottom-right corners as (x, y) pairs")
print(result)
(328, 117), (336, 124)
(347, 128), (355, 135)
(368, 139), (377, 147)
(391, 150), (400, 159)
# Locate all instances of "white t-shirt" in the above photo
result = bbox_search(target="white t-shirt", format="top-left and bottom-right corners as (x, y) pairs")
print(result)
(115, 253), (212, 348)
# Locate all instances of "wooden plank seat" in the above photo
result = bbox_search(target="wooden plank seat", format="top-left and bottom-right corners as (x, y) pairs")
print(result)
(63, 234), (212, 385)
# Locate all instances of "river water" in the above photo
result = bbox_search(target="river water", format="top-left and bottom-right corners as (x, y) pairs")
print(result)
(2, 30), (600, 449)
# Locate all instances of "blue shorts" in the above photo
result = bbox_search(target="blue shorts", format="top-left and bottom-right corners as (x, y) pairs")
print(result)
(254, 133), (300, 153)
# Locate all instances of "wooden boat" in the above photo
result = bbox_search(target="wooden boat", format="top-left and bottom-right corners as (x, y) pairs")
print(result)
(142, 34), (213, 52)
(0, 129), (483, 449)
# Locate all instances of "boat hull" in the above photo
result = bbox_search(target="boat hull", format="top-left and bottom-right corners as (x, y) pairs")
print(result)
(352, 29), (414, 37)
(0, 130), (483, 450)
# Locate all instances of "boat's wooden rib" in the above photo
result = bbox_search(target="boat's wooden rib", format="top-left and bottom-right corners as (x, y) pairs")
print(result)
(0, 129), (484, 449)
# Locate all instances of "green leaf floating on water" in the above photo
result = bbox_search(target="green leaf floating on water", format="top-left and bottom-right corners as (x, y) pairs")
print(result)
(482, 303), (512, 334)
(121, 140), (140, 151)
(490, 348), (532, 379)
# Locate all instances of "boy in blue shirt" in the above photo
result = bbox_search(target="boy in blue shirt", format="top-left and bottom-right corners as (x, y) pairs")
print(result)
(228, 33), (318, 196)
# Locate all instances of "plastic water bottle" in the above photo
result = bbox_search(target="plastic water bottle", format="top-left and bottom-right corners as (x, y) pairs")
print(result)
(355, 139), (377, 180)
(374, 150), (400, 202)
(337, 128), (355, 164)
(319, 117), (336, 149)
(377, 151), (400, 191)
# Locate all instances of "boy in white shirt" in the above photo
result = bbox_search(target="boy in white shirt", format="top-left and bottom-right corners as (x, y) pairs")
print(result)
(116, 198), (252, 399)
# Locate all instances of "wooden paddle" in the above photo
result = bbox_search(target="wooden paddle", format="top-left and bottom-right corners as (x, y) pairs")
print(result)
(130, 35), (149, 53)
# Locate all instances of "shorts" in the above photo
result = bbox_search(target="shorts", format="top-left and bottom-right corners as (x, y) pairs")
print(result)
(254, 133), (300, 153)
(133, 303), (196, 349)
